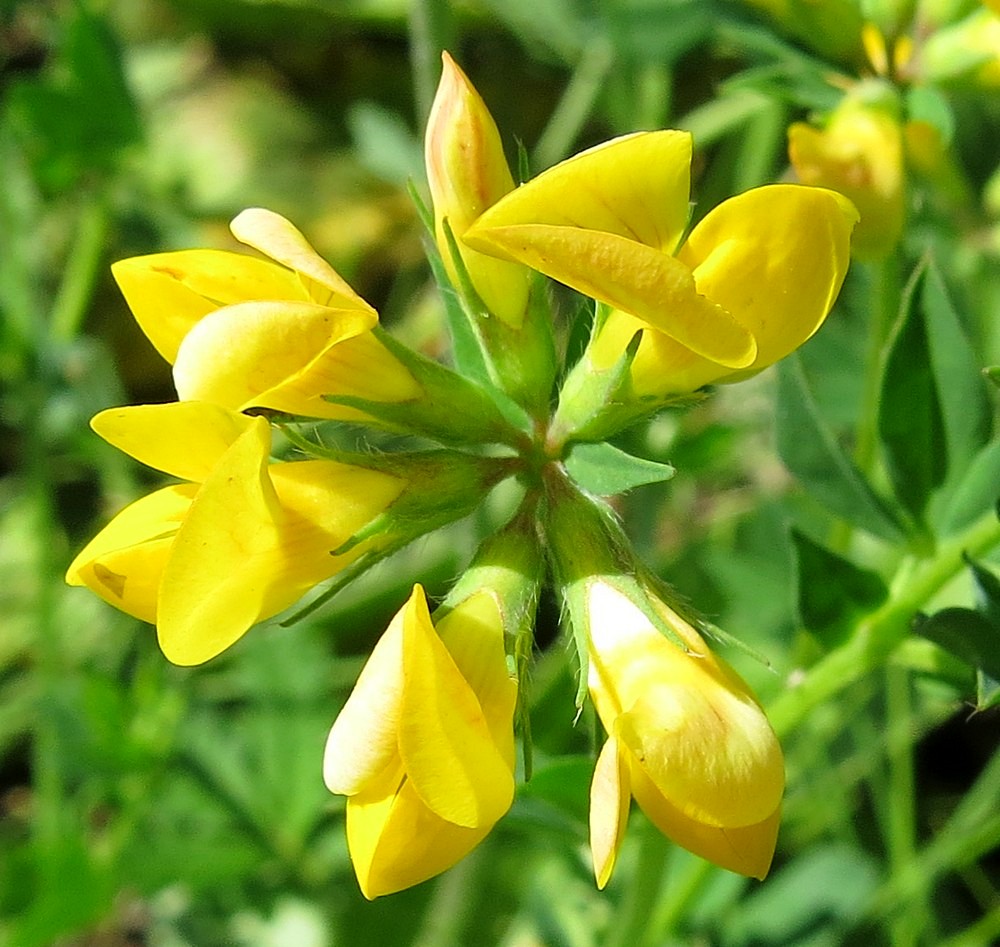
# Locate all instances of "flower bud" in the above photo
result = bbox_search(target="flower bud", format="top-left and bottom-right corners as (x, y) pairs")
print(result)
(789, 88), (904, 260)
(425, 52), (530, 329)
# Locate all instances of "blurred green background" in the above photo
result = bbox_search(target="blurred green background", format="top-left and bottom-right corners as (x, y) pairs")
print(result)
(2, 1), (999, 944)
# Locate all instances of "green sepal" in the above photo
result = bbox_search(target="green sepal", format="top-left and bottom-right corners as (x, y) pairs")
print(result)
(440, 218), (558, 420)
(278, 451), (518, 628)
(542, 469), (690, 709)
(324, 450), (520, 555)
(409, 179), (494, 386)
(549, 326), (704, 446)
(321, 326), (531, 449)
(564, 441), (675, 496)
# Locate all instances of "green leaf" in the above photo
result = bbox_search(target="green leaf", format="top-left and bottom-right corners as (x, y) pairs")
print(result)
(938, 439), (1000, 535)
(791, 529), (888, 647)
(922, 260), (994, 478)
(564, 441), (675, 496)
(6, 8), (140, 191)
(516, 755), (592, 830)
(776, 354), (906, 542)
(905, 85), (955, 145)
(877, 262), (947, 521)
(985, 366), (1000, 388)
(913, 608), (1000, 681)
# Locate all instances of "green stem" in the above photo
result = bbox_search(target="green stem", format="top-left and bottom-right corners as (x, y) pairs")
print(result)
(50, 195), (108, 344)
(854, 256), (902, 474)
(534, 36), (614, 170)
(768, 510), (1000, 739)
(604, 819), (669, 947)
(408, 0), (454, 124)
(25, 374), (66, 854)
(644, 857), (714, 943)
(883, 664), (924, 947)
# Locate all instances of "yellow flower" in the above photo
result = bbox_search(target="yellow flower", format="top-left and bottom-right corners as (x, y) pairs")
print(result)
(789, 92), (905, 260)
(324, 584), (517, 898)
(464, 132), (857, 399)
(111, 207), (422, 419)
(585, 580), (784, 888)
(425, 52), (530, 328)
(65, 401), (405, 665)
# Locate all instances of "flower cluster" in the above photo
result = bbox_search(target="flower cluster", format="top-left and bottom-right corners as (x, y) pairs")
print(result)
(68, 53), (857, 897)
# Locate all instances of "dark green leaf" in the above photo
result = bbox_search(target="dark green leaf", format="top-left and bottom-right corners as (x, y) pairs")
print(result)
(976, 671), (1000, 712)
(877, 262), (947, 520)
(913, 607), (1000, 680)
(776, 354), (906, 541)
(564, 441), (675, 496)
(791, 529), (888, 647)
(965, 554), (1000, 629)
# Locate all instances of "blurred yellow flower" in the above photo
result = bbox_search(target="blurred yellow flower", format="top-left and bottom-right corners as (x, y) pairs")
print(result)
(112, 207), (422, 419)
(65, 401), (405, 665)
(324, 584), (517, 898)
(585, 580), (784, 888)
(425, 52), (530, 328)
(465, 132), (857, 397)
(789, 94), (905, 260)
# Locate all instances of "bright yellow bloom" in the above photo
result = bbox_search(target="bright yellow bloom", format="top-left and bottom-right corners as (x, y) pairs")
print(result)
(425, 52), (530, 328)
(324, 584), (517, 899)
(585, 580), (784, 888)
(789, 93), (905, 260)
(65, 401), (405, 665)
(464, 132), (857, 398)
(111, 208), (422, 419)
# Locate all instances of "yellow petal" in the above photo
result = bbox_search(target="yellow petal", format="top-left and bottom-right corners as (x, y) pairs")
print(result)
(398, 587), (515, 829)
(276, 330), (423, 412)
(464, 224), (756, 369)
(265, 459), (406, 604)
(324, 601), (408, 796)
(617, 688), (784, 828)
(631, 762), (781, 879)
(65, 484), (197, 622)
(586, 580), (784, 828)
(590, 735), (631, 890)
(171, 301), (379, 414)
(230, 208), (375, 313)
(90, 402), (256, 482)
(347, 762), (493, 899)
(157, 448), (404, 667)
(435, 590), (518, 762)
(467, 131), (693, 255)
(111, 250), (305, 363)
(156, 417), (281, 665)
(677, 184), (857, 377)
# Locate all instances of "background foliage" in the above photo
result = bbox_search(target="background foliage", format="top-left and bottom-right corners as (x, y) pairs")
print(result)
(2, 0), (999, 944)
